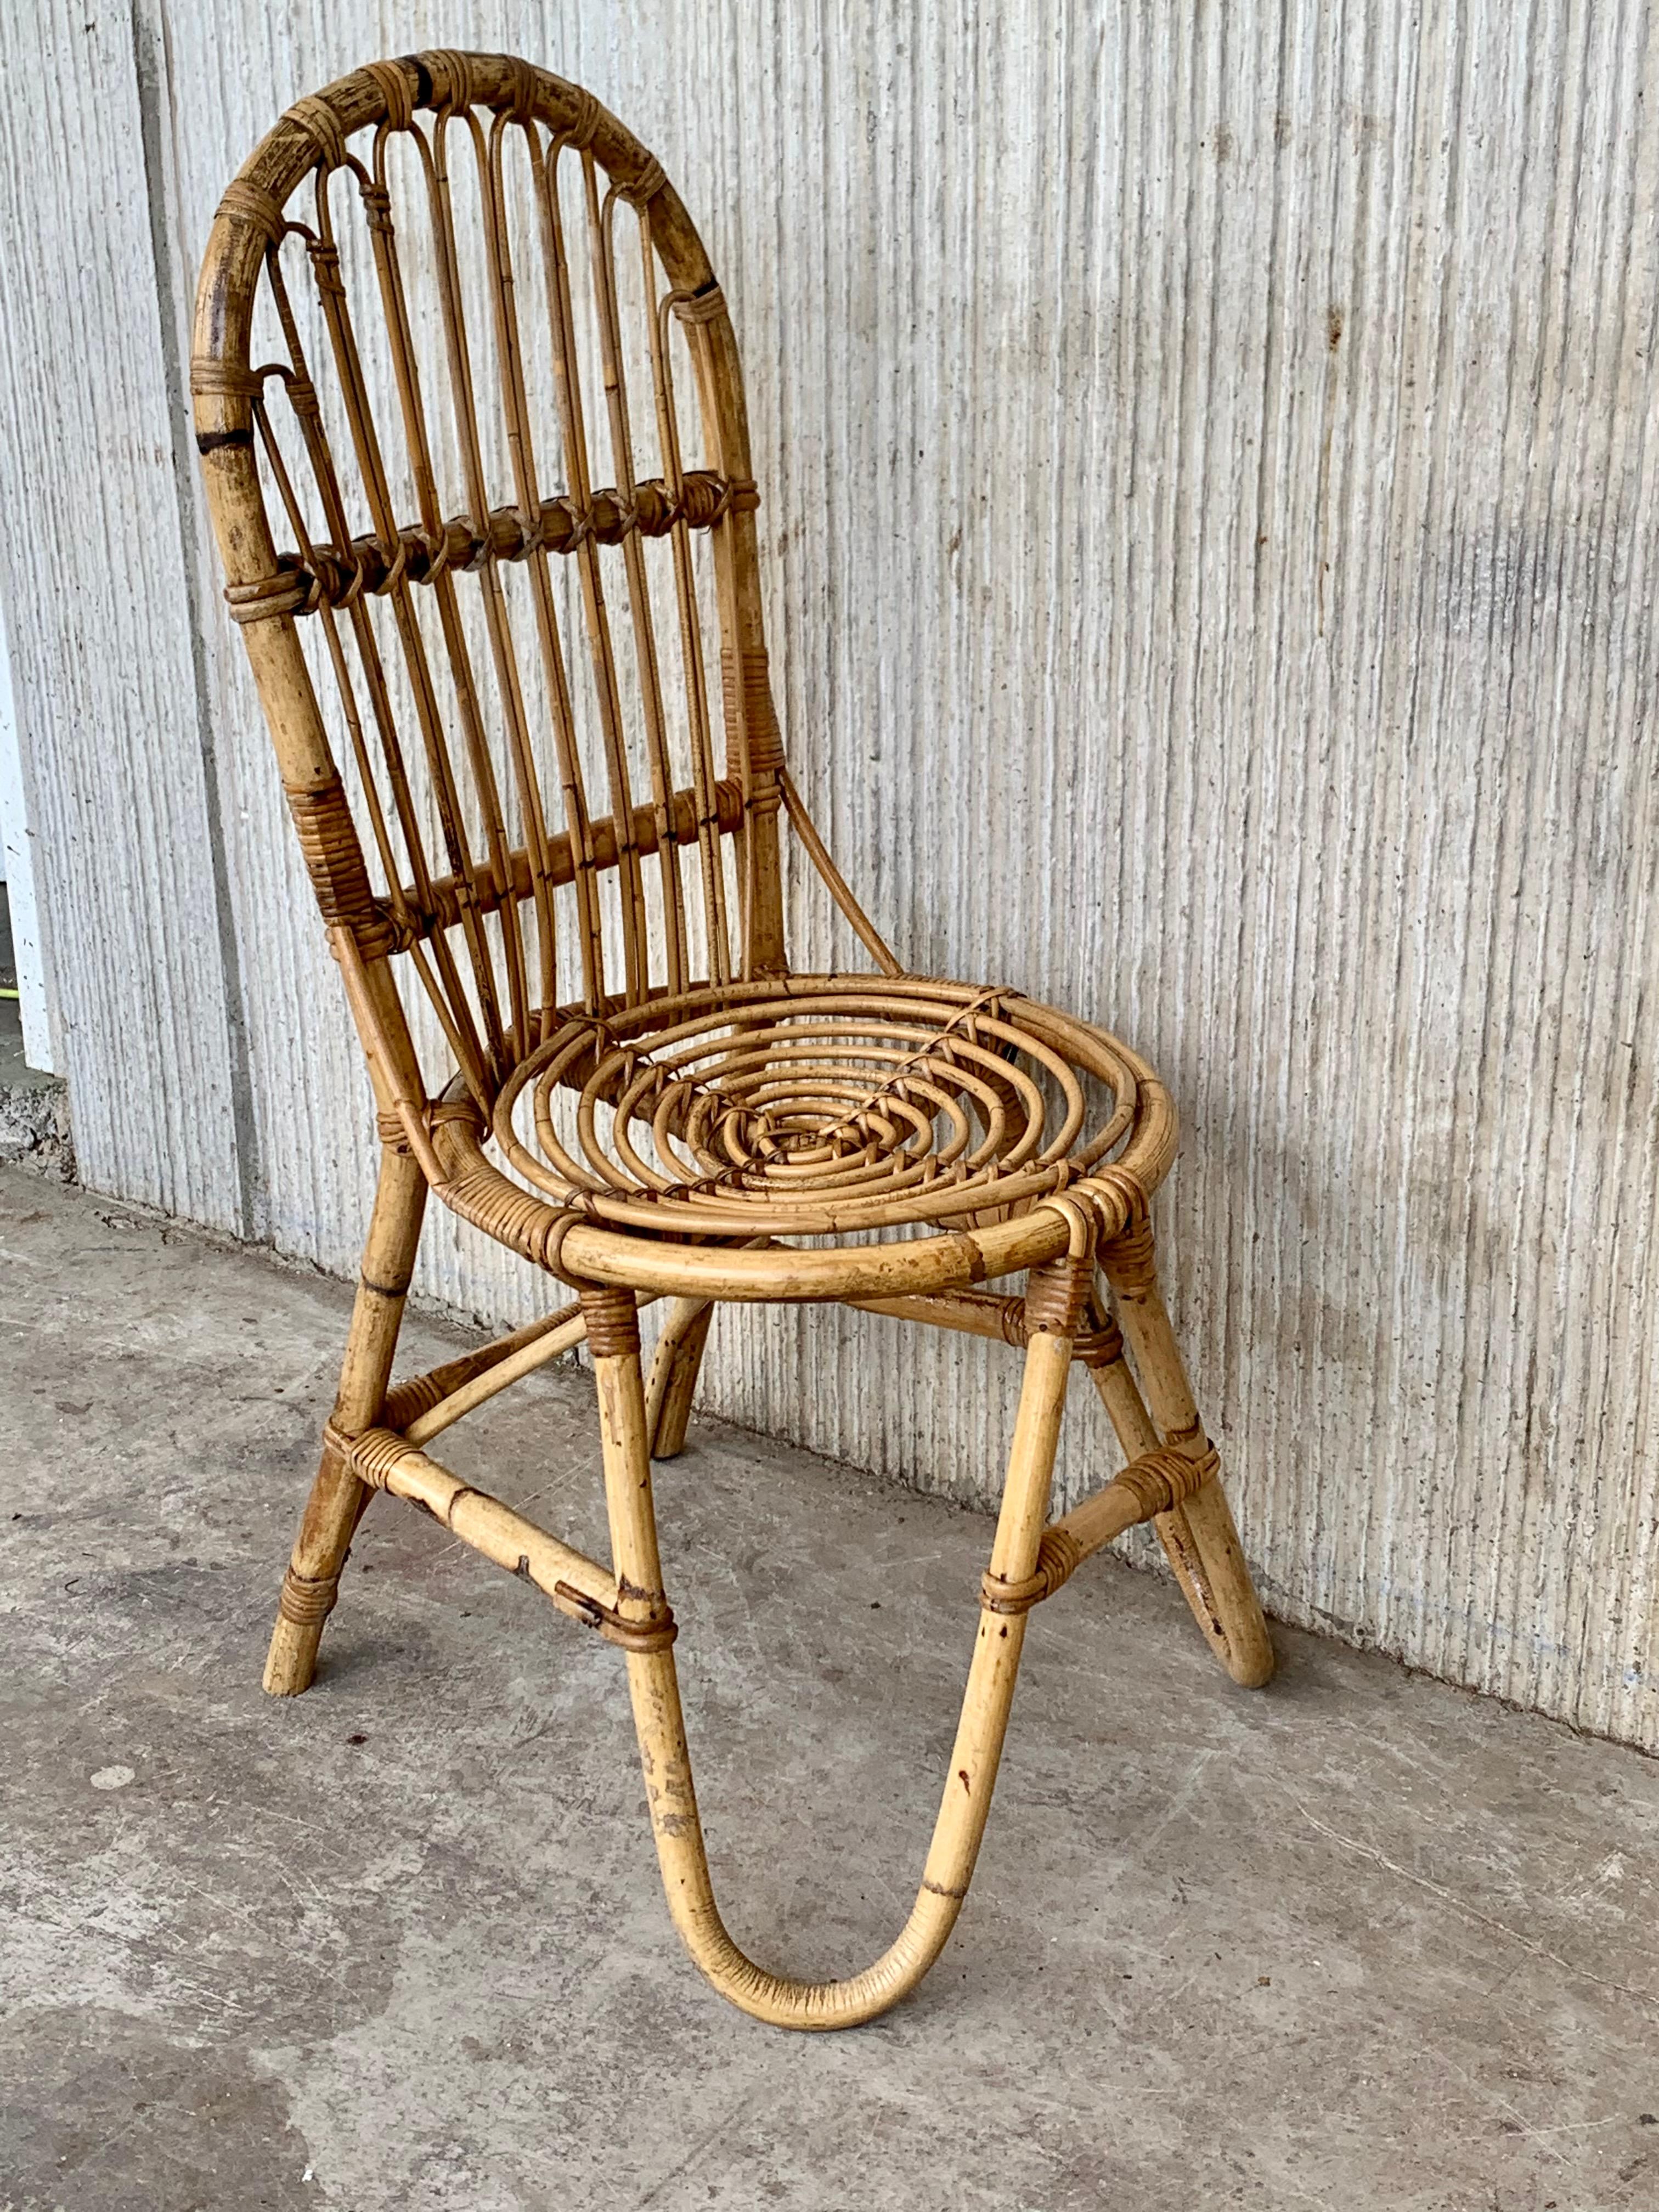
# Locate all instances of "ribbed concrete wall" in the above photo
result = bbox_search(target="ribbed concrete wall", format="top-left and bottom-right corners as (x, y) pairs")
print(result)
(1, 2), (1654, 1748)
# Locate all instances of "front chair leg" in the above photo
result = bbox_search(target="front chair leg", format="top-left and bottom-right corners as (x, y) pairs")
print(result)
(263, 1140), (428, 1696)
(581, 1264), (1079, 2030)
(1096, 1210), (1274, 1689)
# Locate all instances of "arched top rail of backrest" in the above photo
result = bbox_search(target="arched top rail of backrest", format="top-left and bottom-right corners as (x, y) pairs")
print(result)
(192, 51), (747, 581)
(190, 48), (792, 1109)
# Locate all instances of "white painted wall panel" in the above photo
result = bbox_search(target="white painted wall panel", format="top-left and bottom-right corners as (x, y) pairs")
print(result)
(0, 604), (57, 1071)
(0, 1), (247, 1224)
(2, 3), (1653, 1747)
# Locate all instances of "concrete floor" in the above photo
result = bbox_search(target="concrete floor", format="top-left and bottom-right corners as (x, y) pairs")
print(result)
(2, 1168), (1657, 2211)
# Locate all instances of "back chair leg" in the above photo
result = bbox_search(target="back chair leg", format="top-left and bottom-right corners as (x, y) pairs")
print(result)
(645, 1296), (714, 1460)
(1096, 1214), (1274, 1689)
(263, 1141), (428, 1696)
(582, 1266), (1077, 2030)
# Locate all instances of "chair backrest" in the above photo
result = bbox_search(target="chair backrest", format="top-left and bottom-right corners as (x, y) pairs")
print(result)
(192, 50), (807, 1124)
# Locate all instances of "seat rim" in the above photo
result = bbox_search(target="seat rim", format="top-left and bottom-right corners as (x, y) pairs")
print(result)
(426, 972), (1178, 1302)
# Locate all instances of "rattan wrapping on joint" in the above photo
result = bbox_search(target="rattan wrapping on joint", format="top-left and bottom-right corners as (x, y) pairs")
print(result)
(276, 1567), (340, 1626)
(721, 645), (786, 780)
(1023, 1254), (1094, 1338)
(284, 779), (396, 957)
(325, 1421), (410, 1491)
(579, 1287), (641, 1359)
(1098, 1189), (1158, 1292)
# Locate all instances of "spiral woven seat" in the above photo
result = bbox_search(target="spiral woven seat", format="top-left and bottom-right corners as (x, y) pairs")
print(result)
(433, 975), (1175, 1298)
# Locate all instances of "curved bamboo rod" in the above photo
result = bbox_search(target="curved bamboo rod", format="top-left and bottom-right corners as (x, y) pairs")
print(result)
(777, 766), (902, 977)
(591, 1296), (1073, 2029)
(644, 1295), (714, 1459)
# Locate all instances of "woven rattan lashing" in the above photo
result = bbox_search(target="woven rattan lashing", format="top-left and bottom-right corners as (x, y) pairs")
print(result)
(193, 52), (1275, 2031)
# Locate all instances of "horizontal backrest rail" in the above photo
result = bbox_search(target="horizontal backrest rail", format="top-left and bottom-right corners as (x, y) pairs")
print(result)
(221, 470), (758, 625)
(379, 774), (746, 950)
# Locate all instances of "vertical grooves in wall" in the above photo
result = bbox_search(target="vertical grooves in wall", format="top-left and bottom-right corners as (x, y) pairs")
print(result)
(1, 3), (1647, 1746)
(131, 0), (257, 1239)
(0, 1), (243, 1227)
(687, 0), (1659, 1751)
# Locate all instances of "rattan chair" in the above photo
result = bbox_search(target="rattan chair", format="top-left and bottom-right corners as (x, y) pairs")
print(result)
(190, 50), (1274, 2030)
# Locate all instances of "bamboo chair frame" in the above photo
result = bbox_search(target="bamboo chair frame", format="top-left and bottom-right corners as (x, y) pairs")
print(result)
(190, 51), (1273, 2031)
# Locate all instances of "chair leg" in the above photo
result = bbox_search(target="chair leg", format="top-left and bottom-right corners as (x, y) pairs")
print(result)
(1096, 1217), (1275, 1690)
(582, 1272), (1075, 2030)
(644, 1296), (714, 1460)
(263, 1142), (428, 1697)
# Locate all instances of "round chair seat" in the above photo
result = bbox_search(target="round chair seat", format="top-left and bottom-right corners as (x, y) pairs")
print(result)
(430, 974), (1177, 1301)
